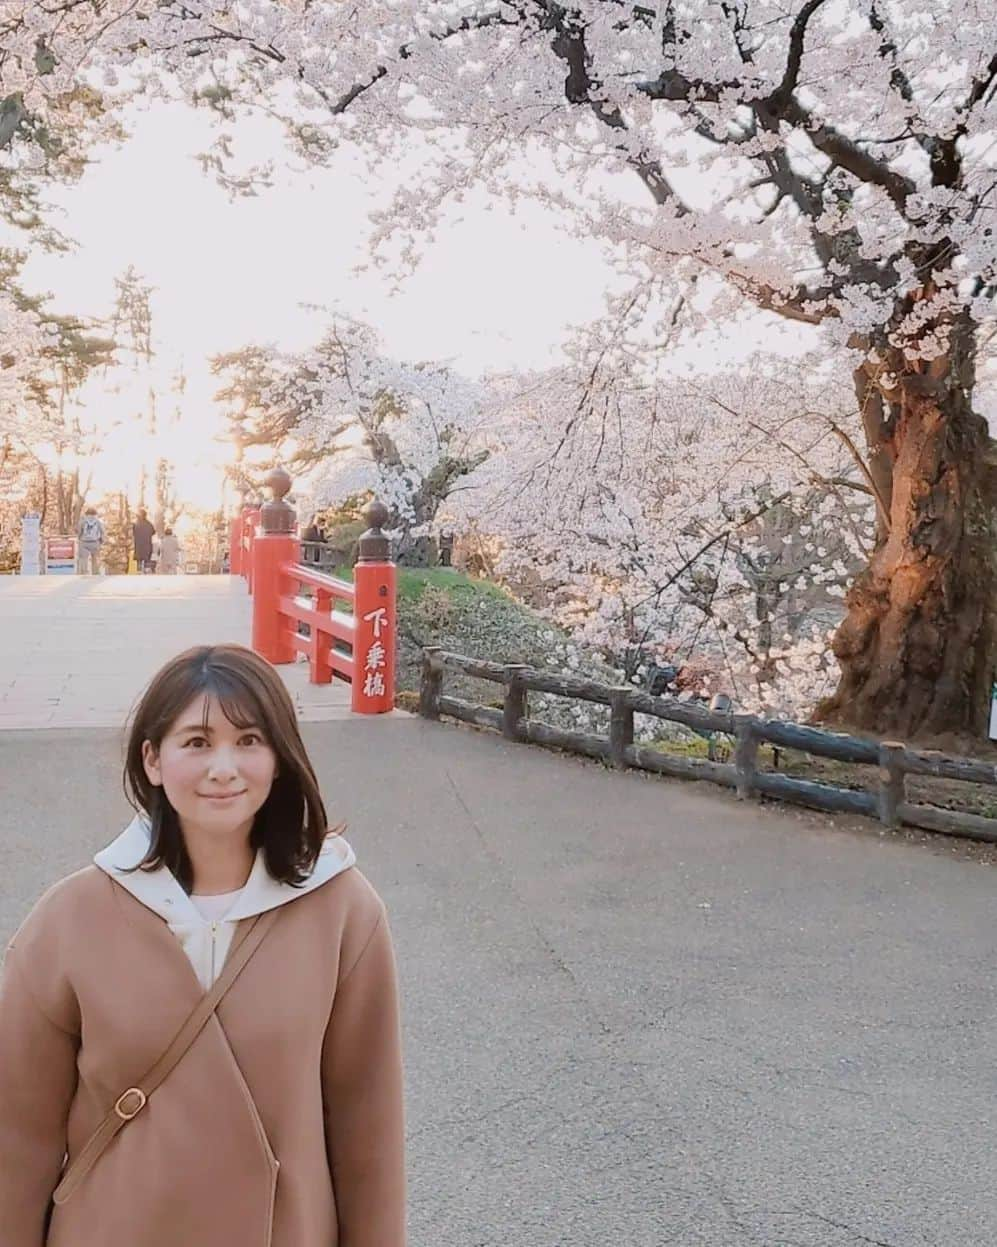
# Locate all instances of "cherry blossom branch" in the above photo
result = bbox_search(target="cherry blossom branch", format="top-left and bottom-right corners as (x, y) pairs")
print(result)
(544, 4), (689, 213)
(743, 419), (873, 557)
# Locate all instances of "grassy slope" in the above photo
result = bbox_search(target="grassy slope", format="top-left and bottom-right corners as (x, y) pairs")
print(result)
(389, 568), (590, 710)
(395, 567), (513, 607)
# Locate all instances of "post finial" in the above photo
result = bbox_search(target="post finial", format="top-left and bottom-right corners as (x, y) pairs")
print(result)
(260, 467), (296, 534)
(357, 499), (391, 563)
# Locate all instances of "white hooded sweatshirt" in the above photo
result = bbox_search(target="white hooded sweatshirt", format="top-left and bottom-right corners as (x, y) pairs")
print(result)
(94, 815), (357, 989)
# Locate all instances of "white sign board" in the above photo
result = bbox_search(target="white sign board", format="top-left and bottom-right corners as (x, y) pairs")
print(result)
(20, 513), (41, 575)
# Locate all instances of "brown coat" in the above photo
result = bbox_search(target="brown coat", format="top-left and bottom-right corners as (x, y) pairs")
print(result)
(0, 862), (406, 1247)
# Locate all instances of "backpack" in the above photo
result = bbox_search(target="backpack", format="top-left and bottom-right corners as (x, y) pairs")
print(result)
(81, 515), (102, 542)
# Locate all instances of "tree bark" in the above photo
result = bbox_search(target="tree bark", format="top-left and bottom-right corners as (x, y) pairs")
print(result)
(817, 325), (997, 737)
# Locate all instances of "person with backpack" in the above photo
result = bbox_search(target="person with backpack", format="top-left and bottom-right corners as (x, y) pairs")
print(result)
(77, 508), (105, 575)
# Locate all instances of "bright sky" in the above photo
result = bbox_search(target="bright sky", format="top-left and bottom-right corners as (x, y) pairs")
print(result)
(9, 100), (812, 512)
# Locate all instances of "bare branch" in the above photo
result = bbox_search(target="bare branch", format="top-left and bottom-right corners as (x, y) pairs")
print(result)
(825, 476), (874, 495)
(766, 0), (831, 112)
(963, 50), (997, 115)
(828, 420), (890, 531)
(868, 3), (917, 109)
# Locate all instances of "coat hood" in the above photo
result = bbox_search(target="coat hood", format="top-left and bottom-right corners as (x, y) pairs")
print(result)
(94, 814), (357, 989)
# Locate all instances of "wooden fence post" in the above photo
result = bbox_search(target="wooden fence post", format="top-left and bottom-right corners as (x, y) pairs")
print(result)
(734, 715), (759, 800)
(609, 687), (634, 770)
(503, 664), (529, 741)
(420, 647), (444, 720)
(877, 741), (907, 828)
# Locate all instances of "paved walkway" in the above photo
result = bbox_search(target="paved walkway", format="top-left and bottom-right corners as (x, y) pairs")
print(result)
(0, 574), (365, 728)
(1, 571), (995, 1243)
(1, 718), (994, 1245)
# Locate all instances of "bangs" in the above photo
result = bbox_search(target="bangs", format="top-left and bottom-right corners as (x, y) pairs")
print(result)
(200, 668), (268, 735)
(139, 651), (279, 745)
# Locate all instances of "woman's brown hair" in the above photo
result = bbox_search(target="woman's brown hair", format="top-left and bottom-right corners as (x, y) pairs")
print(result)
(123, 644), (339, 894)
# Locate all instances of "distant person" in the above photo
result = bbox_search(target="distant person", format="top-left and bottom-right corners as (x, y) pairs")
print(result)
(302, 514), (325, 544)
(76, 507), (104, 575)
(133, 508), (155, 573)
(302, 515), (325, 565)
(158, 528), (180, 575)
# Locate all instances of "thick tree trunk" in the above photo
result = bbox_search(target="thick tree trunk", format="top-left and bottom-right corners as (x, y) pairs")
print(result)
(817, 336), (997, 738)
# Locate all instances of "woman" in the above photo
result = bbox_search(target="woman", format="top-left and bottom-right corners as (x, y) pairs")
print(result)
(0, 644), (406, 1246)
(157, 527), (180, 575)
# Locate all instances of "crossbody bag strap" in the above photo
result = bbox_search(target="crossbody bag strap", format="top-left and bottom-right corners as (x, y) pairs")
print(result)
(52, 907), (280, 1206)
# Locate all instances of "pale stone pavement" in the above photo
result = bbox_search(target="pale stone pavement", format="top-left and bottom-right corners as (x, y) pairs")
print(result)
(0, 574), (385, 728)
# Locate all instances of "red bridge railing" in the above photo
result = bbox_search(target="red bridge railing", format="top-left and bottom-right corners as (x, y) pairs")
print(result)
(233, 471), (396, 714)
(229, 503), (261, 587)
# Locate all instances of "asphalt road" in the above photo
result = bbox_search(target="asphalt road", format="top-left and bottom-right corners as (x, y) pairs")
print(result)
(2, 716), (995, 1246)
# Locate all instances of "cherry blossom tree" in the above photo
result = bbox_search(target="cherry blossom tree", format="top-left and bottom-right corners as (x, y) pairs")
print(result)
(0, 284), (58, 553)
(212, 343), (346, 491)
(458, 338), (873, 716)
(214, 317), (491, 559)
(0, 250), (116, 529)
(5, 1), (997, 731)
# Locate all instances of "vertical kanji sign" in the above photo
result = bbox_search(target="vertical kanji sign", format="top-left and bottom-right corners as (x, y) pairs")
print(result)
(352, 562), (397, 714)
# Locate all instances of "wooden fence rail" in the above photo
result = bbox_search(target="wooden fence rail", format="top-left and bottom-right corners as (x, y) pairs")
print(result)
(419, 647), (997, 846)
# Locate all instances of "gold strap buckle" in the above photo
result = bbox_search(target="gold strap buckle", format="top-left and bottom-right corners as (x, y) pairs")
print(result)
(114, 1088), (147, 1121)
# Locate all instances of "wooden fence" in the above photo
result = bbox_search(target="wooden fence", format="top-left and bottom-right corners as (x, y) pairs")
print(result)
(419, 647), (997, 845)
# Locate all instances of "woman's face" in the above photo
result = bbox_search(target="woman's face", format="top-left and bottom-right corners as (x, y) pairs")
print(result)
(142, 693), (278, 844)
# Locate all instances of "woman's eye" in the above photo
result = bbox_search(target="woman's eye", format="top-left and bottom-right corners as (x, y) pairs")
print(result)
(240, 733), (262, 746)
(184, 737), (207, 748)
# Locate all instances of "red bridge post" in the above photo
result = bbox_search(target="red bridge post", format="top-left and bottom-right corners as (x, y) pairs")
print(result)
(251, 471), (297, 664)
(352, 501), (397, 715)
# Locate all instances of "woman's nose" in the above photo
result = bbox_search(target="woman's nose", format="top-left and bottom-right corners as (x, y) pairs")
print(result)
(207, 748), (238, 779)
